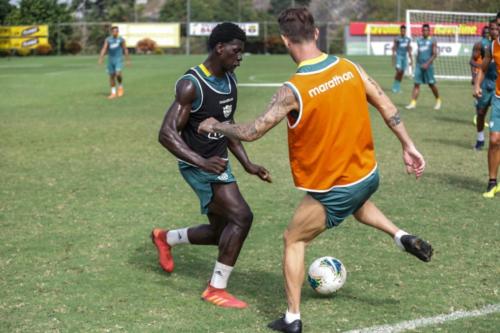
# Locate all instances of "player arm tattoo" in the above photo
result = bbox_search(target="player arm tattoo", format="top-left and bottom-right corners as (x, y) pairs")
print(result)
(212, 85), (298, 141)
(387, 110), (402, 128)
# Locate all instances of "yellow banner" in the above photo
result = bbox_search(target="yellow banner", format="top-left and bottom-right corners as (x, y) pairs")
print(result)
(10, 25), (49, 37)
(0, 27), (11, 37)
(5, 37), (49, 49)
(0, 38), (10, 49)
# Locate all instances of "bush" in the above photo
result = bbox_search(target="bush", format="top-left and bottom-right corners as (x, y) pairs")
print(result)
(36, 43), (53, 55)
(136, 38), (157, 54)
(16, 48), (31, 56)
(153, 47), (164, 55)
(65, 41), (82, 55)
(0, 49), (11, 57)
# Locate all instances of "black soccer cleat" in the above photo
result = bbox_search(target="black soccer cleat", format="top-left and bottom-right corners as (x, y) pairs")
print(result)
(268, 316), (302, 333)
(401, 235), (433, 262)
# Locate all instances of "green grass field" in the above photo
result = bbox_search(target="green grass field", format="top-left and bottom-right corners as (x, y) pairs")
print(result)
(1, 54), (499, 333)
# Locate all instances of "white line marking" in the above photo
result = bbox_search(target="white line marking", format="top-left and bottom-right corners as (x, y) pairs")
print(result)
(238, 83), (282, 87)
(343, 303), (500, 333)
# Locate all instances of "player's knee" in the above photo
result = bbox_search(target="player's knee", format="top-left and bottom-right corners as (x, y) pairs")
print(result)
(490, 135), (500, 147)
(227, 207), (253, 231)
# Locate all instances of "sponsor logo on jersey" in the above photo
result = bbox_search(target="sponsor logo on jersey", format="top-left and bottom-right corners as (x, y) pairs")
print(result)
(308, 71), (355, 97)
(222, 104), (232, 118)
(219, 97), (234, 104)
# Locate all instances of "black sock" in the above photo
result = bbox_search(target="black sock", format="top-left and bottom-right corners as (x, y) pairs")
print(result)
(488, 179), (497, 186)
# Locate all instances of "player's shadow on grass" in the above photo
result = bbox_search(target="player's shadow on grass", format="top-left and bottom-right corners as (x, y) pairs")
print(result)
(128, 241), (286, 317)
(425, 172), (483, 192)
(423, 137), (471, 150)
(128, 242), (399, 319)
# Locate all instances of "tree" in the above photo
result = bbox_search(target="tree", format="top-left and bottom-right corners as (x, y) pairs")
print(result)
(0, 0), (13, 24)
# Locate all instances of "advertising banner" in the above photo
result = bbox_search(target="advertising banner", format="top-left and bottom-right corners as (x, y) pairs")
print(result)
(350, 22), (486, 36)
(114, 23), (180, 48)
(189, 22), (259, 37)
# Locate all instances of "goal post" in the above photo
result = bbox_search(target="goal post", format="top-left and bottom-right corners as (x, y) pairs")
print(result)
(406, 9), (496, 81)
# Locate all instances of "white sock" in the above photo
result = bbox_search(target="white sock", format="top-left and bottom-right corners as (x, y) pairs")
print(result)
(111, 87), (116, 94)
(285, 309), (301, 324)
(166, 228), (190, 247)
(394, 229), (409, 250)
(477, 131), (485, 141)
(209, 261), (233, 289)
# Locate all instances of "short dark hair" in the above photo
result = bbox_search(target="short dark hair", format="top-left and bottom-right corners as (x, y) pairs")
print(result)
(278, 7), (316, 43)
(208, 22), (246, 50)
(497, 11), (500, 19)
(422, 23), (430, 29)
(400, 24), (406, 29)
(111, 26), (118, 30)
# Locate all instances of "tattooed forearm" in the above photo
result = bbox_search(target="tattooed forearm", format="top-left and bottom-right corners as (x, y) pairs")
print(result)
(213, 85), (296, 142)
(367, 76), (384, 96)
(387, 110), (402, 127)
(213, 122), (260, 141)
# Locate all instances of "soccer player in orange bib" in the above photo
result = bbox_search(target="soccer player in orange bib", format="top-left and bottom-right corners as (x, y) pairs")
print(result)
(199, 8), (433, 333)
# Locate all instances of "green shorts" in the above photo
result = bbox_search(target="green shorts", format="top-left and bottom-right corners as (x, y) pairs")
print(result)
(414, 64), (436, 85)
(309, 168), (380, 229)
(395, 55), (408, 71)
(107, 58), (123, 75)
(179, 160), (236, 214)
(490, 97), (500, 132)
(475, 79), (495, 110)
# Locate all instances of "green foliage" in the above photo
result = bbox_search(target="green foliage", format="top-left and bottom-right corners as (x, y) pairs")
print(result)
(269, 0), (311, 16)
(0, 0), (13, 24)
(365, 0), (499, 21)
(71, 0), (138, 22)
(160, 0), (273, 22)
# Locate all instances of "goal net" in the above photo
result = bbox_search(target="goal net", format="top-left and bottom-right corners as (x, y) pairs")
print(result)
(406, 9), (495, 80)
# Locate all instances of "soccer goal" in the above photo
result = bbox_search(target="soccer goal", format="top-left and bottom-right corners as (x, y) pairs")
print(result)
(406, 9), (496, 80)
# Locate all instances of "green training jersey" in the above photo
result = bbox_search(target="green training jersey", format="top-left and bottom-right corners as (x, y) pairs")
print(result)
(416, 37), (436, 64)
(395, 36), (411, 57)
(106, 36), (124, 59)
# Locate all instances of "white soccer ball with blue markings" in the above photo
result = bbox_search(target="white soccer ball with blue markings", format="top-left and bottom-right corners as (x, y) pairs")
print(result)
(307, 256), (347, 295)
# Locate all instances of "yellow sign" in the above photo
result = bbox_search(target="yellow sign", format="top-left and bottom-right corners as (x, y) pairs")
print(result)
(0, 27), (11, 37)
(0, 38), (10, 49)
(1, 37), (49, 49)
(10, 25), (49, 37)
(113, 23), (180, 48)
(0, 25), (49, 49)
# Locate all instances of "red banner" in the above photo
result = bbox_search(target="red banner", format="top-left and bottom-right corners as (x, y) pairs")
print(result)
(349, 21), (487, 36)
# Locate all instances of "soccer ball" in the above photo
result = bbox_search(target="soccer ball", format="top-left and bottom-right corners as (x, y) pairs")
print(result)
(307, 256), (347, 295)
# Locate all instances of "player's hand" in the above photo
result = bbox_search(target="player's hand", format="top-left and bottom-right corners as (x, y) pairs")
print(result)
(245, 163), (272, 183)
(403, 144), (425, 179)
(421, 63), (429, 70)
(98, 58), (103, 65)
(198, 117), (220, 134)
(473, 85), (482, 98)
(201, 156), (228, 174)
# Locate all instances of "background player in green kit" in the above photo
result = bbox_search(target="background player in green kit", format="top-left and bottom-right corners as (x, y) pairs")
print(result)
(391, 25), (413, 93)
(98, 26), (130, 99)
(406, 24), (441, 110)
(474, 17), (500, 198)
(471, 22), (497, 150)
(151, 23), (271, 309)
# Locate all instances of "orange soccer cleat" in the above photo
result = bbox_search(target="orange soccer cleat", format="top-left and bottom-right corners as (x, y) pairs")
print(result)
(107, 93), (117, 99)
(117, 86), (124, 97)
(201, 284), (248, 309)
(151, 228), (174, 273)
